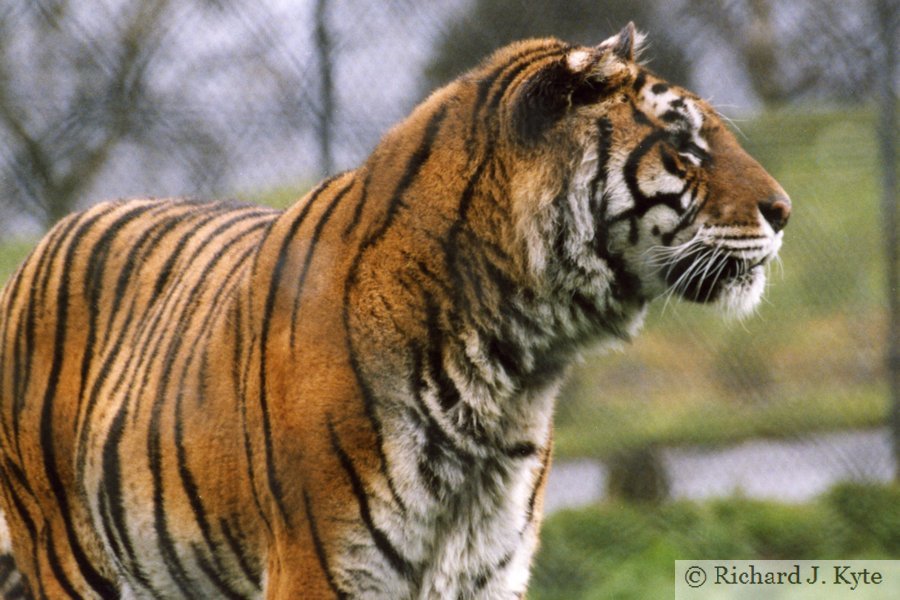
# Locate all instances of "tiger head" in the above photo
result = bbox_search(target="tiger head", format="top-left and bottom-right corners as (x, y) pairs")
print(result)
(454, 23), (790, 329)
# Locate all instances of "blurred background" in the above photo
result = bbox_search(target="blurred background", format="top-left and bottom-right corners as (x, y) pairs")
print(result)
(0, 0), (896, 597)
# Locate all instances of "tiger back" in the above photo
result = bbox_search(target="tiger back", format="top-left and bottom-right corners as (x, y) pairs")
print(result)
(0, 24), (789, 599)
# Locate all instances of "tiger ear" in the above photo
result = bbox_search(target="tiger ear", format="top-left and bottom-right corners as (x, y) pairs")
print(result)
(597, 22), (644, 62)
(512, 48), (612, 142)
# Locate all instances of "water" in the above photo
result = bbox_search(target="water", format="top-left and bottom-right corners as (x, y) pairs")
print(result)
(544, 428), (895, 513)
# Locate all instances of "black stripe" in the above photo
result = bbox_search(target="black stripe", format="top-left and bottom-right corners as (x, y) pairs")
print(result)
(233, 300), (274, 535)
(408, 342), (474, 499)
(85, 208), (267, 583)
(98, 204), (184, 345)
(472, 44), (555, 106)
(36, 211), (95, 305)
(289, 178), (356, 349)
(76, 203), (159, 429)
(590, 117), (614, 218)
(404, 256), (452, 297)
(471, 44), (553, 125)
(149, 423), (202, 596)
(632, 70), (647, 92)
(478, 255), (545, 338)
(0, 244), (31, 447)
(661, 109), (687, 124)
(102, 203), (271, 347)
(96, 490), (125, 581)
(660, 146), (687, 177)
(472, 45), (567, 136)
(341, 104), (449, 515)
(0, 468), (43, 598)
(12, 211), (85, 448)
(152, 203), (232, 296)
(473, 550), (514, 592)
(44, 529), (82, 599)
(0, 468), (37, 545)
(125, 209), (230, 391)
(623, 130), (686, 217)
(8, 316), (29, 452)
(423, 296), (460, 412)
(75, 205), (241, 480)
(147, 213), (269, 595)
(343, 167), (373, 239)
(219, 518), (262, 589)
(303, 490), (348, 599)
(327, 420), (418, 581)
(96, 208), (244, 596)
(189, 245), (260, 347)
(381, 106), (448, 235)
(443, 143), (492, 321)
(663, 179), (706, 245)
(170, 228), (266, 592)
(99, 394), (153, 590)
(485, 49), (568, 117)
(38, 208), (120, 597)
(192, 544), (247, 600)
(257, 174), (344, 525)
(488, 330), (530, 382)
(502, 441), (538, 459)
(631, 106), (653, 127)
(76, 209), (274, 494)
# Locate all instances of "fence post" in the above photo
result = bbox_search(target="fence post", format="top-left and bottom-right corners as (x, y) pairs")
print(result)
(314, 0), (334, 177)
(876, 0), (898, 480)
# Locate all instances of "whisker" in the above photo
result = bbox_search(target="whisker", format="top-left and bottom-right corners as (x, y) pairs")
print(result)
(702, 252), (731, 304)
(671, 246), (713, 297)
(698, 246), (724, 288)
(712, 105), (748, 140)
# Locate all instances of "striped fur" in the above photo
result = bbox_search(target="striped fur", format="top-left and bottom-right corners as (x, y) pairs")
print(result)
(0, 25), (788, 599)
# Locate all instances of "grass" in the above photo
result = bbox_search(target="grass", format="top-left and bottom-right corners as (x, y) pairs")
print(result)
(0, 239), (34, 288)
(530, 482), (900, 599)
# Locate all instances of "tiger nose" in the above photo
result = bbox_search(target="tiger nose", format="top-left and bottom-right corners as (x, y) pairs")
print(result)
(759, 193), (791, 233)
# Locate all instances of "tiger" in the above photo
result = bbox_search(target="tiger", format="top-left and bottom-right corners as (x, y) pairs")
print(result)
(0, 23), (789, 599)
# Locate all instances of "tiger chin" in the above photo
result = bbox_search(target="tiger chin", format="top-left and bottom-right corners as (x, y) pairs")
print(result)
(0, 23), (788, 600)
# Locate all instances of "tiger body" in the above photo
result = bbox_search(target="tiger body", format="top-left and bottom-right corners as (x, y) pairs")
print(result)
(0, 25), (789, 599)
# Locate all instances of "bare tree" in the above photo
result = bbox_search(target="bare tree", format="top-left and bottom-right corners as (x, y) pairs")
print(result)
(0, 0), (324, 232)
(0, 1), (179, 227)
(678, 0), (881, 105)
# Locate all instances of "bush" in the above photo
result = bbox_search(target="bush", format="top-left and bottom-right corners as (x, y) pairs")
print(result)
(530, 482), (900, 599)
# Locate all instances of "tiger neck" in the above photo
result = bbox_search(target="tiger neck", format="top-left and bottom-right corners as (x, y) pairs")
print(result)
(409, 270), (643, 463)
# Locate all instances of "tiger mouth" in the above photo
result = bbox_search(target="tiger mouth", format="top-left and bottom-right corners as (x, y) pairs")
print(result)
(662, 250), (767, 303)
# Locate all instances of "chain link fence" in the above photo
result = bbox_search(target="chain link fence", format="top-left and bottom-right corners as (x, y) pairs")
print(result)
(0, 0), (896, 543)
